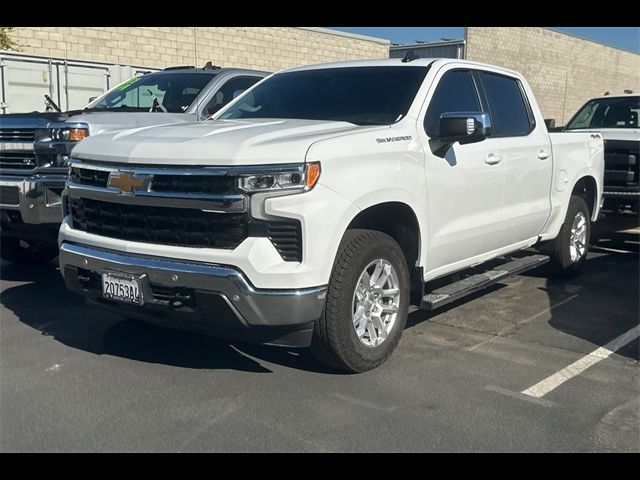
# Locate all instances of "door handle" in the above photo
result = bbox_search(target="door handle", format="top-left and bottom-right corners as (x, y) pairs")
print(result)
(537, 149), (550, 160)
(485, 152), (502, 165)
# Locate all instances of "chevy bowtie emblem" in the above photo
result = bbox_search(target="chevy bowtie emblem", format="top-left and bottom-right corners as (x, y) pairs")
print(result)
(107, 171), (150, 194)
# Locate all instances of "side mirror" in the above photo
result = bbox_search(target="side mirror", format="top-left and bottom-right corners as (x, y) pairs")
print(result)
(544, 118), (556, 129)
(438, 111), (492, 144)
(88, 96), (97, 103)
(429, 112), (492, 158)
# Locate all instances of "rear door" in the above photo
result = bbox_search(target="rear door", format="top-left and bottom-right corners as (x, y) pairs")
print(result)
(477, 71), (552, 246)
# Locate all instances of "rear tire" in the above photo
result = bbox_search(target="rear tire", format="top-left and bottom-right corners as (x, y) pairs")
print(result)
(311, 229), (410, 373)
(0, 237), (59, 265)
(543, 195), (590, 278)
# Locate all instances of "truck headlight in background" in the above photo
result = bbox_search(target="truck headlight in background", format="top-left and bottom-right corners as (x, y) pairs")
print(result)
(238, 162), (321, 193)
(51, 126), (89, 142)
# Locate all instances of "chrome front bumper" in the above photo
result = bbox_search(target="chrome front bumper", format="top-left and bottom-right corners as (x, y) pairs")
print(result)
(0, 173), (66, 224)
(59, 243), (327, 347)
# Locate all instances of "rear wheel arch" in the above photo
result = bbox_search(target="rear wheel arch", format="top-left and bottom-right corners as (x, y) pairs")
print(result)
(571, 175), (598, 220)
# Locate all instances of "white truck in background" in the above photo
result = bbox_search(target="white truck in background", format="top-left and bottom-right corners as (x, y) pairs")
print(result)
(59, 58), (604, 372)
(0, 64), (268, 264)
(563, 91), (639, 214)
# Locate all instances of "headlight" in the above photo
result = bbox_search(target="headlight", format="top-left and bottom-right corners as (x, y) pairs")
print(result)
(238, 162), (321, 193)
(52, 127), (89, 142)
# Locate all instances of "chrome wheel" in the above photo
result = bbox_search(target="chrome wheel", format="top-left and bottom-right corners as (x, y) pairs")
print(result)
(569, 211), (587, 263)
(352, 259), (401, 348)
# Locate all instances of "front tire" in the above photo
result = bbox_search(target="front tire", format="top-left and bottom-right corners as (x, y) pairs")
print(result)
(544, 195), (591, 278)
(311, 229), (410, 373)
(0, 237), (59, 265)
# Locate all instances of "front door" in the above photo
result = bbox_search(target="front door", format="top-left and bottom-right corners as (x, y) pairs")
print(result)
(419, 67), (506, 275)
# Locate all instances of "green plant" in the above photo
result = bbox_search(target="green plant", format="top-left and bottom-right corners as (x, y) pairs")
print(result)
(0, 27), (20, 51)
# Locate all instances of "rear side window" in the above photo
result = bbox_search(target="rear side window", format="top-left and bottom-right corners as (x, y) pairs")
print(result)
(479, 72), (533, 136)
(425, 70), (481, 137)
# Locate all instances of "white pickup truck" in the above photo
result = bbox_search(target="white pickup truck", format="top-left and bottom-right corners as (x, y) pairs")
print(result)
(0, 65), (267, 264)
(563, 92), (639, 214)
(58, 58), (604, 372)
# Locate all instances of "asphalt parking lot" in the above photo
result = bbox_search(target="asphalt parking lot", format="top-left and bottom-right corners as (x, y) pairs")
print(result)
(1, 214), (638, 452)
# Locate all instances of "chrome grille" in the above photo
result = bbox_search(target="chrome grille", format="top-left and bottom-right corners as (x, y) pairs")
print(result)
(0, 153), (37, 170)
(67, 161), (303, 261)
(0, 128), (36, 142)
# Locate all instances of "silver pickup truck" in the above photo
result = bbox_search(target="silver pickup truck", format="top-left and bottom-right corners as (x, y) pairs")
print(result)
(0, 64), (268, 264)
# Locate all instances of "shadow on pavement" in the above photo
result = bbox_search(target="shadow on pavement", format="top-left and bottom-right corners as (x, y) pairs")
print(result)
(406, 214), (639, 361)
(0, 261), (333, 374)
(545, 213), (639, 361)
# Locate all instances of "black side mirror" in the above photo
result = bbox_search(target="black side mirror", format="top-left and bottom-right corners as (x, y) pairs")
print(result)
(544, 118), (556, 129)
(439, 111), (492, 144)
(430, 112), (492, 157)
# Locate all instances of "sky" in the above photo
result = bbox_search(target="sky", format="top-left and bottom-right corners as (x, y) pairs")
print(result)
(328, 27), (640, 53)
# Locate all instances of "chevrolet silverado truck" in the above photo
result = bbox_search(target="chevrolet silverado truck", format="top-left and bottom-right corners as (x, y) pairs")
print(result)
(564, 92), (639, 214)
(0, 64), (268, 264)
(58, 58), (604, 372)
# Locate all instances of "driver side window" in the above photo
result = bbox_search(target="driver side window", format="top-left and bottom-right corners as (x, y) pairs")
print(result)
(425, 70), (481, 138)
(203, 76), (262, 117)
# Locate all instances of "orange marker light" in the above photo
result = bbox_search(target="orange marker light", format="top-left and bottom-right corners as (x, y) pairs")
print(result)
(68, 128), (88, 141)
(306, 162), (321, 189)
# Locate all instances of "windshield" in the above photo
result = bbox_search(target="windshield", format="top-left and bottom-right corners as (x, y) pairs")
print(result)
(85, 72), (217, 113)
(566, 96), (639, 129)
(217, 66), (429, 125)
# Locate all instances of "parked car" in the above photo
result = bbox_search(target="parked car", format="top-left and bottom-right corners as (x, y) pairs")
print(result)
(563, 91), (639, 214)
(0, 64), (268, 264)
(59, 58), (604, 372)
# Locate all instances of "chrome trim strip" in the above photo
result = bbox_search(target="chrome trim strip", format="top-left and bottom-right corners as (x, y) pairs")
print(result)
(61, 242), (326, 297)
(69, 158), (305, 176)
(66, 182), (247, 212)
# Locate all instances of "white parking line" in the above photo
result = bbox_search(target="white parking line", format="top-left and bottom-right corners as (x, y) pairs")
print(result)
(522, 325), (640, 398)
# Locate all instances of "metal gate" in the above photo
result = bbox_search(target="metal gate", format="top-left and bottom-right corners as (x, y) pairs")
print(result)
(0, 52), (158, 114)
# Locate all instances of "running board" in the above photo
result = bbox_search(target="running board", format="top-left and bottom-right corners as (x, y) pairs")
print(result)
(421, 254), (549, 311)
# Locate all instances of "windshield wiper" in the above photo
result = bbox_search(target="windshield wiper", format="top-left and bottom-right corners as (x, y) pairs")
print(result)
(44, 94), (61, 112)
(149, 90), (168, 113)
(82, 106), (149, 113)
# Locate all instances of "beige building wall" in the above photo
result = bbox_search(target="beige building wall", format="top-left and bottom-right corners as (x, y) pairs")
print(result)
(465, 27), (640, 125)
(10, 27), (389, 72)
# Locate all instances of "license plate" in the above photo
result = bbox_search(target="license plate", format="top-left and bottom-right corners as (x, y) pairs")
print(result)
(102, 272), (144, 306)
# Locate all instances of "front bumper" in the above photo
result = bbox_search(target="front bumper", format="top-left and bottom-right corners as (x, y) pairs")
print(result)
(59, 242), (327, 347)
(0, 173), (66, 224)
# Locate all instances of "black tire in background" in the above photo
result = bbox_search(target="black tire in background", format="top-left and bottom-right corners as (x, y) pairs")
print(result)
(0, 237), (59, 265)
(311, 229), (410, 373)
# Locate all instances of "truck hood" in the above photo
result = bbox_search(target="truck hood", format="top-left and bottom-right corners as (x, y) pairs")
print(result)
(72, 118), (372, 165)
(66, 111), (194, 136)
(1, 112), (69, 128)
(564, 128), (640, 142)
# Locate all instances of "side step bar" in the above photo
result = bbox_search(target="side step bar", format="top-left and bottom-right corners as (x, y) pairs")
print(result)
(421, 254), (549, 311)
